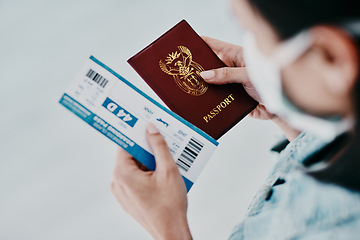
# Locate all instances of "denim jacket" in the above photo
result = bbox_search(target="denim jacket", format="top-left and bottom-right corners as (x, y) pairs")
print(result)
(229, 132), (360, 240)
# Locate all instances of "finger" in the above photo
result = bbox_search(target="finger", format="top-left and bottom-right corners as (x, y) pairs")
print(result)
(134, 159), (151, 171)
(113, 148), (141, 182)
(249, 104), (276, 120)
(115, 148), (139, 169)
(201, 36), (228, 54)
(200, 67), (250, 85)
(116, 147), (150, 171)
(201, 36), (244, 67)
(146, 123), (177, 173)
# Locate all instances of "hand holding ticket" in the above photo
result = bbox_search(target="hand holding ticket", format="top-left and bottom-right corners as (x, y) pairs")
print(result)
(59, 56), (218, 191)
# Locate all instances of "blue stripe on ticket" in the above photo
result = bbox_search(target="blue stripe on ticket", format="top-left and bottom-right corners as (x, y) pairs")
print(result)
(182, 176), (193, 191)
(60, 93), (155, 169)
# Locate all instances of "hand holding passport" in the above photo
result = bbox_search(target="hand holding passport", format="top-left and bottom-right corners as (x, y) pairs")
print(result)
(128, 20), (258, 139)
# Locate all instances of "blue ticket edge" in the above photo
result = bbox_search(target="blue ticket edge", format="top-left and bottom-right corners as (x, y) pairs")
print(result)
(59, 55), (219, 192)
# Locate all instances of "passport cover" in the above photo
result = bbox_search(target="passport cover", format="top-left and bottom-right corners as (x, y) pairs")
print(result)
(128, 20), (258, 139)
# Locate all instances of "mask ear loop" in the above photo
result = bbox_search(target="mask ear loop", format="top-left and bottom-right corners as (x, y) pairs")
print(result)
(271, 31), (314, 68)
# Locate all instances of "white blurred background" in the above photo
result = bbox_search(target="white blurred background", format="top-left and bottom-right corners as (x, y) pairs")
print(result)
(0, 0), (280, 239)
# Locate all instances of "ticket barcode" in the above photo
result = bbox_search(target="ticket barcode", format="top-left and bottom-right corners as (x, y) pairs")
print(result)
(86, 69), (109, 88)
(176, 137), (204, 172)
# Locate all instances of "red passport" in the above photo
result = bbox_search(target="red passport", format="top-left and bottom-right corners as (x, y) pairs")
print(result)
(128, 20), (258, 139)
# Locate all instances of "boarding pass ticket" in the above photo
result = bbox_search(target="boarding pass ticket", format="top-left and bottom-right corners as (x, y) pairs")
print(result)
(59, 56), (219, 191)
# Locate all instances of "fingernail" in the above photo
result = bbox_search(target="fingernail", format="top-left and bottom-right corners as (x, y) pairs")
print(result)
(200, 70), (215, 80)
(147, 123), (159, 134)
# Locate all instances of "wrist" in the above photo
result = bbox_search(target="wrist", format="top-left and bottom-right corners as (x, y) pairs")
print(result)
(270, 114), (282, 123)
(154, 214), (192, 240)
(271, 115), (301, 141)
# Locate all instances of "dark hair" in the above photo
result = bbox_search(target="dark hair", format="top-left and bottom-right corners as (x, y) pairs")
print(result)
(248, 0), (360, 39)
(247, 0), (360, 191)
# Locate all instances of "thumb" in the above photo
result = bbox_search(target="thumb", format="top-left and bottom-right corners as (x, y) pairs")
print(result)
(146, 123), (177, 173)
(200, 67), (250, 85)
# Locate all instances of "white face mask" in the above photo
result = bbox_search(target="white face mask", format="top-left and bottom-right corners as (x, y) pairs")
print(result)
(243, 31), (353, 142)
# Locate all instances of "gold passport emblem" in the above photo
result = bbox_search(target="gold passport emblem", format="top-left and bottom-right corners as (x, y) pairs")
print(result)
(159, 46), (208, 96)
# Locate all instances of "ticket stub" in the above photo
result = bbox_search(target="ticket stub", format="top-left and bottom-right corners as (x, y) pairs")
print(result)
(59, 56), (219, 192)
